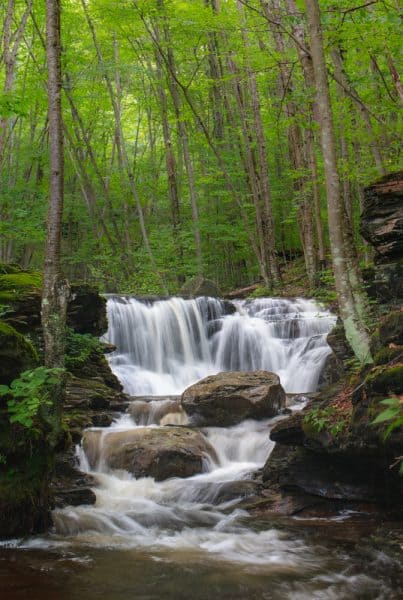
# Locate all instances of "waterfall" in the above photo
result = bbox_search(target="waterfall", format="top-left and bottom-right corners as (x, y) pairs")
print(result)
(103, 296), (336, 394)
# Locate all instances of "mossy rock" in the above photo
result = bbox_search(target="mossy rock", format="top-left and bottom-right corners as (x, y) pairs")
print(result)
(370, 311), (403, 354)
(364, 364), (403, 396)
(0, 320), (39, 384)
(0, 271), (42, 303)
(374, 346), (403, 365)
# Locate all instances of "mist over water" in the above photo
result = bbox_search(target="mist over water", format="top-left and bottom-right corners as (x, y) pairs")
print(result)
(103, 296), (336, 394)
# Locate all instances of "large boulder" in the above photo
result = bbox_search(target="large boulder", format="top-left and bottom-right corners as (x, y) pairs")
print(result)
(181, 371), (286, 426)
(83, 426), (217, 481)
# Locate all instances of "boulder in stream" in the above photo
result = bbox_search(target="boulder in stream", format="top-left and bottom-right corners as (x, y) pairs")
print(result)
(83, 427), (217, 481)
(181, 370), (286, 426)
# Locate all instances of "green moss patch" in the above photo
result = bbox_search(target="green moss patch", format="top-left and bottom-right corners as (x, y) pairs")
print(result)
(0, 320), (39, 384)
(0, 271), (42, 302)
(364, 364), (403, 396)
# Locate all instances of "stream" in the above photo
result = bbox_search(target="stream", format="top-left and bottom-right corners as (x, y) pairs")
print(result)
(1, 297), (402, 599)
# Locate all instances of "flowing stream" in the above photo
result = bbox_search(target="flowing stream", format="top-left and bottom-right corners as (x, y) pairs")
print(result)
(1, 297), (401, 599)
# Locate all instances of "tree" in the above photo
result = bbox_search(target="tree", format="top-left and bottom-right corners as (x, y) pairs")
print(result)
(41, 0), (69, 370)
(304, 0), (372, 363)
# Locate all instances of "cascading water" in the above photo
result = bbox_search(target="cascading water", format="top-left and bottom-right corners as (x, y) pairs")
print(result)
(104, 296), (336, 395)
(3, 296), (400, 599)
(51, 296), (337, 561)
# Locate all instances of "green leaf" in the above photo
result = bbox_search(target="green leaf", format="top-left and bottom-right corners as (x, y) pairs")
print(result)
(372, 407), (400, 424)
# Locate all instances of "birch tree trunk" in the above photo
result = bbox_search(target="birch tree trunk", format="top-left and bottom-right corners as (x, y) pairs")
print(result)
(304, 0), (372, 364)
(42, 0), (69, 370)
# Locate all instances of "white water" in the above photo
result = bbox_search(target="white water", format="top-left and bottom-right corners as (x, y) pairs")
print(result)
(103, 296), (336, 394)
(52, 296), (338, 568)
(53, 411), (308, 568)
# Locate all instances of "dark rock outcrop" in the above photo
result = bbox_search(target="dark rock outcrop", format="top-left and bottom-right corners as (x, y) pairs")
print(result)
(326, 318), (354, 362)
(361, 171), (403, 304)
(2, 275), (108, 338)
(181, 370), (286, 427)
(52, 449), (96, 508)
(67, 283), (108, 336)
(83, 427), (217, 481)
(63, 374), (128, 412)
(0, 320), (38, 384)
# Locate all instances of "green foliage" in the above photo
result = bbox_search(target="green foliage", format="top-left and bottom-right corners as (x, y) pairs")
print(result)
(372, 397), (403, 475)
(372, 397), (403, 439)
(65, 329), (105, 370)
(304, 405), (348, 437)
(0, 272), (42, 302)
(312, 269), (338, 303)
(249, 286), (272, 298)
(0, 367), (64, 434)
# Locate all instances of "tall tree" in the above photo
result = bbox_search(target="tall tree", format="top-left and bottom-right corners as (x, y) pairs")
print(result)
(304, 0), (372, 363)
(41, 0), (69, 369)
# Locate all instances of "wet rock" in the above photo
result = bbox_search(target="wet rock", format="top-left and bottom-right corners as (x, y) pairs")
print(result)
(318, 352), (344, 389)
(83, 427), (217, 481)
(128, 397), (184, 425)
(52, 449), (96, 508)
(269, 412), (305, 446)
(63, 374), (129, 411)
(326, 318), (354, 362)
(211, 480), (262, 504)
(181, 371), (286, 427)
(262, 444), (399, 503)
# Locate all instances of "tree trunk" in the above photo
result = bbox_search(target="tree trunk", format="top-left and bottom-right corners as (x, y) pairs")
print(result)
(42, 0), (69, 370)
(304, 0), (372, 364)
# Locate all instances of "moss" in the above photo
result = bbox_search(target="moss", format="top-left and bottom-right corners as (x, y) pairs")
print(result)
(0, 320), (39, 384)
(0, 271), (42, 303)
(371, 311), (403, 354)
(374, 346), (403, 365)
(364, 364), (403, 396)
(0, 263), (22, 275)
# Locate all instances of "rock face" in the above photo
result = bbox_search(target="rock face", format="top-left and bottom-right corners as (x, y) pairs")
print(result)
(67, 283), (108, 336)
(51, 449), (96, 508)
(64, 374), (128, 412)
(83, 427), (216, 481)
(181, 371), (286, 426)
(0, 320), (38, 384)
(361, 171), (403, 304)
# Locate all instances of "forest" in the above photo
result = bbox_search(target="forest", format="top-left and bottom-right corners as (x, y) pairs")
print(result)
(0, 1), (402, 599)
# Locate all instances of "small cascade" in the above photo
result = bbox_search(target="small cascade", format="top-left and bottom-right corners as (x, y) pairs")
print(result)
(104, 296), (336, 394)
(49, 295), (342, 572)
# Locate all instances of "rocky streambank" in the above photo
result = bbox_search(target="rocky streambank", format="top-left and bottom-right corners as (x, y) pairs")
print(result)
(250, 172), (403, 520)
